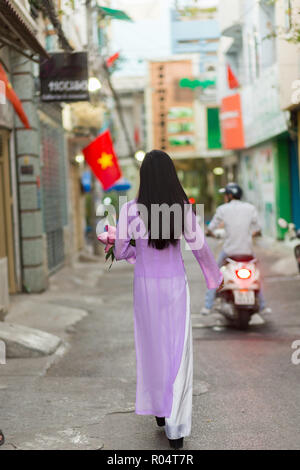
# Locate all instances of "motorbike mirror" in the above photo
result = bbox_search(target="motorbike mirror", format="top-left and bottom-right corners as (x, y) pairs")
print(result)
(278, 218), (288, 229)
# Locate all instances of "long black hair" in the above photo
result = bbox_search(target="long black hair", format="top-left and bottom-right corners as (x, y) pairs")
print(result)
(137, 150), (189, 250)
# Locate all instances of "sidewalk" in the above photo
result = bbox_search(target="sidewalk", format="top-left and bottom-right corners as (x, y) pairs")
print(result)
(255, 236), (299, 277)
(0, 255), (104, 376)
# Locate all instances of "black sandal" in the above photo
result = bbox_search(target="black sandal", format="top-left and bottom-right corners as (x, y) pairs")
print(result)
(0, 430), (5, 447)
(169, 437), (184, 449)
(155, 416), (165, 427)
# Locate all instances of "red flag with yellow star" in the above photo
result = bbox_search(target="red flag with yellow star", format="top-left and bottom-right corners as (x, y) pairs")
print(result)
(82, 129), (122, 190)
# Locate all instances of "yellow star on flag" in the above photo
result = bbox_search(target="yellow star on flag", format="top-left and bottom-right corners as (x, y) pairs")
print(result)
(97, 152), (114, 170)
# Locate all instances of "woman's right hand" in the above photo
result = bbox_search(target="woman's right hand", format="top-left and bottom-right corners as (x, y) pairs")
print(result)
(216, 278), (224, 293)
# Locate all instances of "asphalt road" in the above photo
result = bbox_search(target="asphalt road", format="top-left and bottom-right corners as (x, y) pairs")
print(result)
(1, 240), (300, 450)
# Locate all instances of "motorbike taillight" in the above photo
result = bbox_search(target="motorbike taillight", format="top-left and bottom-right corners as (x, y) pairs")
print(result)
(236, 268), (252, 279)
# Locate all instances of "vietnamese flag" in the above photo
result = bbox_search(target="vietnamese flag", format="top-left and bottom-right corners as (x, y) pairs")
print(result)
(82, 129), (122, 190)
(0, 64), (30, 129)
(227, 64), (240, 89)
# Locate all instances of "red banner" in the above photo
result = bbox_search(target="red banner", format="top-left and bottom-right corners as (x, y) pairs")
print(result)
(82, 130), (122, 190)
(0, 64), (30, 129)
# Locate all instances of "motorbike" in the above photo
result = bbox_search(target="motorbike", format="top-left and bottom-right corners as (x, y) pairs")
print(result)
(216, 255), (261, 330)
(207, 228), (261, 330)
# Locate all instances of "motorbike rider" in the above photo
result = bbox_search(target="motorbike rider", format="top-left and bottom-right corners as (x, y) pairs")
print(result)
(201, 182), (271, 317)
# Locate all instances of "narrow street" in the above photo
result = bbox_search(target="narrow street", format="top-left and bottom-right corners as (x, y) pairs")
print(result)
(1, 0), (300, 454)
(1, 240), (299, 450)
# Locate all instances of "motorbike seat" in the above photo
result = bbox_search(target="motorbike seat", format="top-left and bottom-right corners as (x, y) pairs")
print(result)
(227, 255), (255, 262)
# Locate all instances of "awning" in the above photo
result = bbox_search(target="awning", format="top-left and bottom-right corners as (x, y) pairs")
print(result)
(98, 6), (132, 21)
(105, 177), (132, 192)
(0, 0), (49, 62)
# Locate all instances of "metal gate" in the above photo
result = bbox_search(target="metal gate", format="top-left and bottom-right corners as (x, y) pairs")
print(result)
(40, 109), (68, 272)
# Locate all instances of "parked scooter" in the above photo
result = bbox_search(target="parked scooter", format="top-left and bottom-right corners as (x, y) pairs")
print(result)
(216, 255), (261, 330)
(277, 218), (300, 273)
(295, 231), (300, 273)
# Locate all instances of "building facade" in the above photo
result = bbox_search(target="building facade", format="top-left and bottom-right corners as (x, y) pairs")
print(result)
(0, 0), (93, 314)
(218, 0), (299, 239)
(0, 0), (49, 315)
(146, 3), (232, 218)
(276, 0), (300, 233)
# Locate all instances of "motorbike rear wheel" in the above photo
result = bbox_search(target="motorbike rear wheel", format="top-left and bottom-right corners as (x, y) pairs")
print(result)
(235, 308), (251, 330)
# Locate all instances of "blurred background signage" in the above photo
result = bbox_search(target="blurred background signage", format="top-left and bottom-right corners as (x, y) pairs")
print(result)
(40, 52), (89, 102)
(220, 93), (245, 150)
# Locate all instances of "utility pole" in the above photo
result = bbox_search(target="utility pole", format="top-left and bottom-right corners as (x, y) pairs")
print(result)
(86, 0), (103, 256)
(102, 61), (137, 161)
(85, 0), (139, 255)
(86, 1), (139, 164)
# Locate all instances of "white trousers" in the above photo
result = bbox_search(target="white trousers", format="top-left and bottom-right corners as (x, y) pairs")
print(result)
(165, 280), (193, 440)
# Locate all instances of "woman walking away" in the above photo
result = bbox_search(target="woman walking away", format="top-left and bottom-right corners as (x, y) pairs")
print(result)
(114, 150), (223, 449)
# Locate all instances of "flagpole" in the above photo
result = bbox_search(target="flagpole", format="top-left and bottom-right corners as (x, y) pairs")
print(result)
(91, 171), (102, 256)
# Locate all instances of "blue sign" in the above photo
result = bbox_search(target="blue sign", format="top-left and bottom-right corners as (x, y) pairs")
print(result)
(81, 170), (92, 192)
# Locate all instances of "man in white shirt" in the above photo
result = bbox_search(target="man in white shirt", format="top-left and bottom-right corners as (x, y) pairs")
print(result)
(201, 183), (270, 316)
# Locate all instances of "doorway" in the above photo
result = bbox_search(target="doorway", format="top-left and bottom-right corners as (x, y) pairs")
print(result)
(0, 129), (17, 293)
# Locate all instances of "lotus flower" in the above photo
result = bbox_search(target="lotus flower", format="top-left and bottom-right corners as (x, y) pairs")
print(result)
(98, 224), (136, 268)
(98, 225), (116, 253)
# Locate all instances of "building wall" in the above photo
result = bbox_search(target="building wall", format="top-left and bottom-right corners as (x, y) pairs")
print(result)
(60, 0), (87, 50)
(239, 135), (293, 240)
(217, 0), (242, 35)
(39, 105), (69, 273)
(290, 130), (300, 229)
(0, 48), (14, 129)
(149, 58), (196, 157)
(0, 0), (95, 306)
(170, 8), (220, 74)
(67, 137), (88, 258)
(11, 50), (48, 293)
(0, 128), (17, 310)
(276, 0), (300, 111)
(0, 47), (21, 310)
(113, 96), (136, 158)
(217, 0), (298, 241)
(240, 141), (277, 238)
